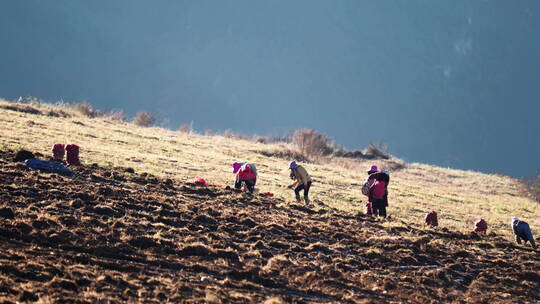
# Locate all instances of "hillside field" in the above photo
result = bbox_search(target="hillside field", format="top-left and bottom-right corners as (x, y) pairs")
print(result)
(1, 100), (537, 235)
(0, 99), (539, 303)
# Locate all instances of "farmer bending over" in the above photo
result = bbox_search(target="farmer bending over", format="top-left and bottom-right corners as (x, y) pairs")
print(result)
(232, 162), (257, 193)
(288, 161), (312, 204)
(511, 217), (537, 249)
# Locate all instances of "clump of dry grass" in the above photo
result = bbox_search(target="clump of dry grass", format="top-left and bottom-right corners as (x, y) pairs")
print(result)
(363, 142), (390, 160)
(133, 111), (156, 127)
(178, 122), (194, 134)
(292, 128), (334, 159)
(73, 101), (102, 118)
(104, 109), (127, 122)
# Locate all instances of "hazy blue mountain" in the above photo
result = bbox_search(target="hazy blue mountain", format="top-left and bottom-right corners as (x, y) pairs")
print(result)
(1, 1), (539, 177)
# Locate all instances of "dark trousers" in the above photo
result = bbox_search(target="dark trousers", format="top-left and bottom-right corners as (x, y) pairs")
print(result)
(371, 198), (387, 218)
(294, 181), (312, 198)
(235, 178), (256, 193)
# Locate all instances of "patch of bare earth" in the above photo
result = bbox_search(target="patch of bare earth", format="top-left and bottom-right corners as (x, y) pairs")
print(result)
(0, 150), (538, 303)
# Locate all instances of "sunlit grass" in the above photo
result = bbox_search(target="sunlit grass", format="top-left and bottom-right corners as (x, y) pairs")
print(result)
(1, 99), (538, 239)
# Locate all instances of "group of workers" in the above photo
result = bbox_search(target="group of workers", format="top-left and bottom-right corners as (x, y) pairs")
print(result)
(231, 160), (312, 203)
(230, 160), (537, 249)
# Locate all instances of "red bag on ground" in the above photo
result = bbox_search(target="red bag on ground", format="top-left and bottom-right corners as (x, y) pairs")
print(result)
(195, 178), (208, 187)
(474, 218), (488, 233)
(263, 192), (274, 197)
(65, 144), (81, 166)
(52, 144), (65, 161)
(425, 211), (438, 226)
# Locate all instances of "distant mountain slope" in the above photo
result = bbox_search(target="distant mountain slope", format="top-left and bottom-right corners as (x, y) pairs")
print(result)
(0, 150), (538, 303)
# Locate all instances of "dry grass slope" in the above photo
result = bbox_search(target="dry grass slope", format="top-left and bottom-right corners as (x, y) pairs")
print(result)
(0, 100), (536, 236)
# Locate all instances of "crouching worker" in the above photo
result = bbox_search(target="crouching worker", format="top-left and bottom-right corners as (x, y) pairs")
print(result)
(511, 217), (537, 249)
(288, 161), (312, 204)
(232, 162), (257, 193)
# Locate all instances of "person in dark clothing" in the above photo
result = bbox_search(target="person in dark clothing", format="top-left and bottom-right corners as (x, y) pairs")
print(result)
(511, 217), (537, 249)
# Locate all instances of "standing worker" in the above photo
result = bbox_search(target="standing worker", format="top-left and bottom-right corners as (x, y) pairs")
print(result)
(369, 176), (388, 218)
(362, 165), (379, 216)
(288, 161), (312, 204)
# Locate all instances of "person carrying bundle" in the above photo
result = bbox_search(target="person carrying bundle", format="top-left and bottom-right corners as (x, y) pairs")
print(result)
(362, 165), (390, 217)
(361, 165), (378, 216)
(287, 161), (312, 204)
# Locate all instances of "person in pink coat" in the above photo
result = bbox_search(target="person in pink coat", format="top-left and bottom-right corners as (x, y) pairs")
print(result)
(369, 178), (387, 218)
(233, 162), (257, 193)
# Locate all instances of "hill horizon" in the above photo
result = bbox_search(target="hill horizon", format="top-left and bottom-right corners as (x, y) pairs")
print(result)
(4, 95), (538, 180)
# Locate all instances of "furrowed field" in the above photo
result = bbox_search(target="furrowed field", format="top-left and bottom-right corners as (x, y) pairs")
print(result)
(0, 99), (538, 303)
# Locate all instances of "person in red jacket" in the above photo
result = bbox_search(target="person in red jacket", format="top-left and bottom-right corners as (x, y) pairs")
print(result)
(369, 179), (387, 218)
(235, 163), (257, 193)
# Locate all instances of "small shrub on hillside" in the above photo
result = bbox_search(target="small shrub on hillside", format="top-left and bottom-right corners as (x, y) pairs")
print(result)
(179, 122), (194, 134)
(45, 108), (71, 118)
(73, 101), (102, 118)
(292, 128), (334, 159)
(253, 135), (268, 144)
(223, 129), (248, 140)
(133, 111), (156, 127)
(363, 142), (390, 160)
(104, 109), (127, 122)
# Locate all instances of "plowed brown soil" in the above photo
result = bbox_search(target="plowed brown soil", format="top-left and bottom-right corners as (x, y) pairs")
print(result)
(0, 150), (538, 303)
